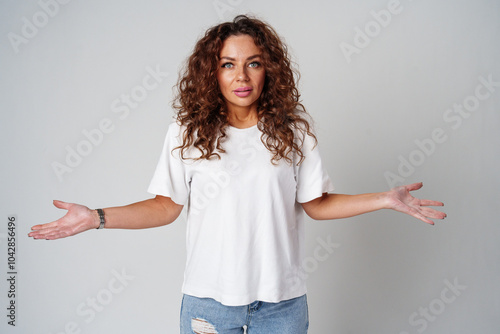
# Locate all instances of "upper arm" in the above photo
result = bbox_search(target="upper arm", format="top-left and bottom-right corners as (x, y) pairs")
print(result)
(301, 193), (327, 220)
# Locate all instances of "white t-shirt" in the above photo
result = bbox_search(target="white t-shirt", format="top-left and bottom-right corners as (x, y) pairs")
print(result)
(148, 121), (334, 306)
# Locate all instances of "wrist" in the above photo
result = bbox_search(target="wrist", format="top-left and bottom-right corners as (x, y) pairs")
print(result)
(378, 191), (393, 210)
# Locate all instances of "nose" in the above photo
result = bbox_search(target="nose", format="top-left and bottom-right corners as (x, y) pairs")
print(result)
(236, 67), (249, 81)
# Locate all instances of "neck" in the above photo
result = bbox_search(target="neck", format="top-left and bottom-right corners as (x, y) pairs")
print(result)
(227, 105), (259, 129)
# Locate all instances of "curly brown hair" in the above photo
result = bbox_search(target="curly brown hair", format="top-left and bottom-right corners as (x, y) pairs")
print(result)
(173, 15), (316, 164)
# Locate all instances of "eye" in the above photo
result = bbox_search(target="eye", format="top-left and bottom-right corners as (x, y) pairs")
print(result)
(248, 61), (261, 68)
(221, 62), (233, 69)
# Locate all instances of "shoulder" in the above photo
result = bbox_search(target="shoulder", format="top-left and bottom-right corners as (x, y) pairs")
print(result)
(165, 121), (202, 160)
(294, 108), (315, 125)
(167, 120), (183, 134)
(165, 121), (188, 141)
(291, 110), (317, 141)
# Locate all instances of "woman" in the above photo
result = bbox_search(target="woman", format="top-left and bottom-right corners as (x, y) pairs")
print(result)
(29, 15), (446, 334)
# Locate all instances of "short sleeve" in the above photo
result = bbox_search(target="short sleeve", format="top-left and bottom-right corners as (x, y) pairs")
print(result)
(295, 133), (334, 203)
(147, 122), (190, 205)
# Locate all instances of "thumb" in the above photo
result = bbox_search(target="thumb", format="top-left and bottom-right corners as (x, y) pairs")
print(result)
(405, 182), (423, 192)
(53, 200), (71, 210)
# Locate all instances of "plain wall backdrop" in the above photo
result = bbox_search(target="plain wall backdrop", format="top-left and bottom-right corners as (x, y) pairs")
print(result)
(1, 0), (499, 333)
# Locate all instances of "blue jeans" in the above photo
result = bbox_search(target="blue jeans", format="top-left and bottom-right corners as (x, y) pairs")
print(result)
(180, 294), (309, 334)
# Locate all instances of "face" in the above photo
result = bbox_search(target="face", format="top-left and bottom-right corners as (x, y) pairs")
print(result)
(216, 34), (266, 116)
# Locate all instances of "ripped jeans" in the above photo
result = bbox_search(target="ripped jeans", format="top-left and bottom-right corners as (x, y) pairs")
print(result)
(180, 294), (309, 334)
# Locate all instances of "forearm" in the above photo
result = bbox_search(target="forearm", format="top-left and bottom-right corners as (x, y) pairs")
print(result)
(93, 196), (183, 229)
(302, 192), (389, 220)
(29, 195), (183, 240)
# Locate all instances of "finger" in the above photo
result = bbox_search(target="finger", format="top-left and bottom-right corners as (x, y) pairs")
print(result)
(30, 224), (44, 231)
(29, 232), (49, 240)
(29, 231), (48, 239)
(40, 231), (67, 240)
(30, 231), (55, 240)
(405, 182), (424, 192)
(30, 229), (65, 240)
(419, 199), (444, 207)
(409, 209), (435, 225)
(28, 226), (56, 238)
(419, 207), (447, 219)
(30, 220), (60, 231)
(410, 212), (434, 225)
(30, 223), (54, 231)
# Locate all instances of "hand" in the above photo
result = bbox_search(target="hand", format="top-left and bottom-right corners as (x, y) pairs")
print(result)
(28, 200), (99, 240)
(386, 182), (446, 225)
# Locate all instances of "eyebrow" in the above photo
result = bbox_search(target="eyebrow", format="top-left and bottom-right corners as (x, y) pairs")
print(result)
(220, 54), (262, 61)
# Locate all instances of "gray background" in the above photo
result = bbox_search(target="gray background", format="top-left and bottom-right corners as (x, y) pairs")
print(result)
(1, 0), (499, 333)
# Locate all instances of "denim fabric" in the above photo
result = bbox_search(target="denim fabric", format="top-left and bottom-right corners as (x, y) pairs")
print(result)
(180, 294), (309, 334)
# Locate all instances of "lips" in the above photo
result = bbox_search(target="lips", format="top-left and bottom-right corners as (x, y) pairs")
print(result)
(233, 87), (253, 97)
